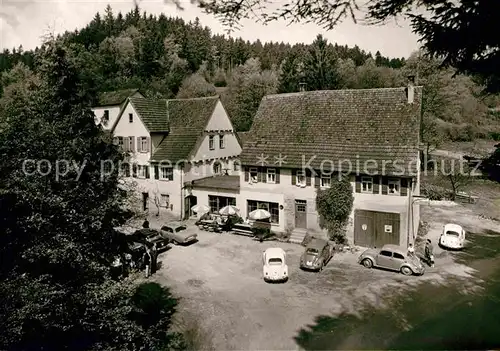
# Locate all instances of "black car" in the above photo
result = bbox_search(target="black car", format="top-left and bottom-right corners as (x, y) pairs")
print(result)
(129, 228), (170, 251)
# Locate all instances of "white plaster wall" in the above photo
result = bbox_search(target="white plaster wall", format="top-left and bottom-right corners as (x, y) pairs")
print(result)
(184, 159), (241, 182)
(92, 105), (121, 130)
(239, 168), (417, 243)
(131, 167), (184, 220)
(189, 188), (240, 209)
(192, 101), (242, 161)
(204, 101), (234, 131)
(193, 133), (241, 160)
(113, 102), (150, 164)
(239, 168), (316, 233)
(238, 189), (285, 232)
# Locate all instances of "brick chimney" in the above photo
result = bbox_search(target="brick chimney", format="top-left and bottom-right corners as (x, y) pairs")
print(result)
(407, 75), (415, 104)
(299, 82), (306, 92)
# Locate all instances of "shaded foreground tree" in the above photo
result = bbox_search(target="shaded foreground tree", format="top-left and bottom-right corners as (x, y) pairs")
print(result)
(197, 0), (500, 93)
(0, 40), (183, 350)
(315, 176), (353, 244)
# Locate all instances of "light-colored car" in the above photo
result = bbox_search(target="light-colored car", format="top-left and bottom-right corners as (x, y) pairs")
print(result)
(300, 238), (333, 271)
(358, 244), (425, 276)
(262, 247), (288, 282)
(440, 223), (465, 250)
(160, 222), (198, 245)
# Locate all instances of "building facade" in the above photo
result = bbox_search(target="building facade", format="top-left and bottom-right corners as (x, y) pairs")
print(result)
(92, 89), (143, 129)
(99, 94), (242, 221)
(235, 80), (423, 248)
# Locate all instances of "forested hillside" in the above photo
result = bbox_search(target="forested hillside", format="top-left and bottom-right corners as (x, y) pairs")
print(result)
(1, 5), (499, 147)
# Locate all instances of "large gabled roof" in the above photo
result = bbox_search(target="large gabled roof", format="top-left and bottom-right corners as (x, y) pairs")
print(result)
(151, 96), (220, 163)
(96, 88), (140, 107)
(240, 87), (423, 176)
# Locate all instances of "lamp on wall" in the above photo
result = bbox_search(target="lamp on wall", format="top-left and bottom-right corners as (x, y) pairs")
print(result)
(279, 205), (284, 210)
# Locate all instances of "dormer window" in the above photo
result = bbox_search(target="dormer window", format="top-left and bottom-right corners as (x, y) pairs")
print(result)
(209, 135), (215, 150)
(219, 134), (225, 149)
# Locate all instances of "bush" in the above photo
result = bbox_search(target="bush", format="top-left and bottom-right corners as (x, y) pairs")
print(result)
(316, 176), (354, 244)
(490, 132), (500, 141)
(420, 183), (454, 200)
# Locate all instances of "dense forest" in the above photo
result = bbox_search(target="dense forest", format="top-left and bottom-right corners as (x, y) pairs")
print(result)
(1, 5), (499, 144)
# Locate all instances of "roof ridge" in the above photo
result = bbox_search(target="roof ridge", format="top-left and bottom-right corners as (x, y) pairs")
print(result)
(166, 95), (219, 102)
(263, 86), (423, 99)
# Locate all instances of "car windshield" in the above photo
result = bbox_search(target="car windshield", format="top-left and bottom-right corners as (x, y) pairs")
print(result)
(306, 248), (319, 254)
(175, 226), (186, 232)
(446, 230), (460, 237)
(267, 258), (283, 265)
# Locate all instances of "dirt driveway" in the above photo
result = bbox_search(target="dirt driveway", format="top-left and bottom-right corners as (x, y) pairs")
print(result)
(152, 202), (498, 350)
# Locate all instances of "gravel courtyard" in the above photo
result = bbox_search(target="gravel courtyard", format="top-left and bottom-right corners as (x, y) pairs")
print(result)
(151, 202), (498, 350)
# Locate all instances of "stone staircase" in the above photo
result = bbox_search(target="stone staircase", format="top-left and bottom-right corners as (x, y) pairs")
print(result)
(289, 228), (308, 245)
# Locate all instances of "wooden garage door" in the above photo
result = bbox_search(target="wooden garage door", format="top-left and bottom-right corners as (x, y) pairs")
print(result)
(354, 210), (400, 248)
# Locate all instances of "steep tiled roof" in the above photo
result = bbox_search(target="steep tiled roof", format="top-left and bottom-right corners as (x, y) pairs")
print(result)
(129, 97), (169, 132)
(240, 87), (422, 176)
(151, 96), (219, 163)
(236, 132), (250, 145)
(97, 88), (139, 106)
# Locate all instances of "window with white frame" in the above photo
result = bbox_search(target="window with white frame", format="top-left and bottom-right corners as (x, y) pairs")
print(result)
(137, 165), (147, 178)
(321, 174), (331, 188)
(161, 194), (170, 207)
(296, 170), (306, 186)
(249, 167), (258, 182)
(160, 166), (173, 181)
(267, 168), (276, 183)
(361, 176), (373, 193)
(388, 178), (400, 195)
(209, 135), (215, 150)
(247, 200), (279, 224)
(140, 137), (148, 152)
(117, 136), (124, 149)
(219, 134), (225, 149)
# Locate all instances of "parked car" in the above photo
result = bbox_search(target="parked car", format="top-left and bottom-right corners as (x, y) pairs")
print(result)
(440, 223), (466, 250)
(129, 228), (170, 251)
(358, 244), (425, 276)
(262, 247), (288, 282)
(160, 222), (198, 245)
(300, 238), (332, 271)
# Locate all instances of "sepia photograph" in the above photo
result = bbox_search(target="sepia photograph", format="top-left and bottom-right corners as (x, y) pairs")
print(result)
(1, 0), (500, 350)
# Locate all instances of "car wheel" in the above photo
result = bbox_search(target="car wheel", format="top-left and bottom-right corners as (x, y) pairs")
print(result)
(362, 258), (373, 268)
(401, 266), (413, 276)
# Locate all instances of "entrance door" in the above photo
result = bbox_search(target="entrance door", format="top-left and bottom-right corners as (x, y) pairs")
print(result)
(354, 210), (375, 247)
(294, 200), (307, 229)
(184, 195), (197, 219)
(142, 192), (149, 212)
(354, 210), (400, 248)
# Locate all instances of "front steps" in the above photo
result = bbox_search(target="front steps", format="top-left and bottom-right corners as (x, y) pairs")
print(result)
(289, 228), (308, 244)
